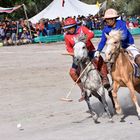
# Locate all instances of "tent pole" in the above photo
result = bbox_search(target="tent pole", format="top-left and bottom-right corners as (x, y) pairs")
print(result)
(22, 4), (32, 41)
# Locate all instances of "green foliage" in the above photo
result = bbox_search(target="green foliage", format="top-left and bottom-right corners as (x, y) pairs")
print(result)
(0, 0), (140, 20)
(107, 0), (140, 15)
(0, 0), (52, 19)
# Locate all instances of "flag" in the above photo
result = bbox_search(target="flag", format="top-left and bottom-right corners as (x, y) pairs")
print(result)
(96, 1), (100, 8)
(62, 0), (65, 7)
(0, 5), (22, 13)
(99, 1), (107, 11)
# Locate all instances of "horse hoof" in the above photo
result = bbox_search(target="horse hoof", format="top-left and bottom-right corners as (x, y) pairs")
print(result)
(85, 110), (90, 114)
(92, 114), (98, 122)
(94, 120), (100, 124)
(108, 118), (114, 123)
(101, 112), (108, 118)
(138, 115), (140, 120)
(116, 109), (123, 115)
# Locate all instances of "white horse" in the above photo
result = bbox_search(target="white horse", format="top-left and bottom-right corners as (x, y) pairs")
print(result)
(73, 37), (113, 122)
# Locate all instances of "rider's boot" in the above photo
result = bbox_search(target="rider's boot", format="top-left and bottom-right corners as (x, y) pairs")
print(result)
(69, 68), (85, 102)
(100, 62), (110, 89)
(93, 56), (110, 89)
(135, 54), (140, 68)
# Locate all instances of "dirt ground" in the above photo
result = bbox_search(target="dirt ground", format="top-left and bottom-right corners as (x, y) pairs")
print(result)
(0, 36), (140, 140)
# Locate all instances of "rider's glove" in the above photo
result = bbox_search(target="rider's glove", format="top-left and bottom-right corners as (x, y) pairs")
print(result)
(94, 51), (100, 58)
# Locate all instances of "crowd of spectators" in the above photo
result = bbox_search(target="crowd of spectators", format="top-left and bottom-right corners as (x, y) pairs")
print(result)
(0, 18), (33, 46)
(0, 14), (140, 46)
(126, 16), (140, 29)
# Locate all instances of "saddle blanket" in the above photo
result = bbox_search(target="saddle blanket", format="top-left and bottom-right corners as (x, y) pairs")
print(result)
(125, 45), (140, 78)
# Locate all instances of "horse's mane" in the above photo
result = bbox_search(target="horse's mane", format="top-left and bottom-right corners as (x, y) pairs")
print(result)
(108, 30), (122, 41)
(73, 32), (87, 44)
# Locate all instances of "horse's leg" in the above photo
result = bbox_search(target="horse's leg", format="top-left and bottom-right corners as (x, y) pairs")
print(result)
(84, 91), (98, 123)
(91, 92), (108, 115)
(105, 71), (116, 112)
(100, 95), (113, 121)
(97, 86), (113, 121)
(93, 92), (109, 114)
(126, 81), (140, 119)
(108, 90), (116, 112)
(112, 81), (122, 115)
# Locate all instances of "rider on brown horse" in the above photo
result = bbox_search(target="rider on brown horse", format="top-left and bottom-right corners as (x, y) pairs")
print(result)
(94, 8), (140, 69)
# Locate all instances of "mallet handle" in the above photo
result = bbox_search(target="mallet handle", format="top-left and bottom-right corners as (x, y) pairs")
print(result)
(66, 61), (92, 99)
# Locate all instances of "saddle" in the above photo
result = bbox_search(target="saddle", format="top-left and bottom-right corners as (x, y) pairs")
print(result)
(125, 50), (140, 78)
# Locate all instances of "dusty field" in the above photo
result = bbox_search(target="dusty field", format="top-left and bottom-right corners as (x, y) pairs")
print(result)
(0, 36), (140, 140)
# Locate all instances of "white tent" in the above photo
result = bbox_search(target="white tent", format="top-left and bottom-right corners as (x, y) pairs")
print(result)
(30, 0), (100, 23)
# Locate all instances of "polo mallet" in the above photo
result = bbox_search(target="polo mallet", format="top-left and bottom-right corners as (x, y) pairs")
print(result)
(60, 61), (91, 102)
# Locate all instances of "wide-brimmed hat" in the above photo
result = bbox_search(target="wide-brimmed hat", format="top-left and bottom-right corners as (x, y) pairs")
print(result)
(103, 8), (119, 19)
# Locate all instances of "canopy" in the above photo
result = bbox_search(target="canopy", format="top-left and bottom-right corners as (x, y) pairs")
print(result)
(30, 0), (100, 23)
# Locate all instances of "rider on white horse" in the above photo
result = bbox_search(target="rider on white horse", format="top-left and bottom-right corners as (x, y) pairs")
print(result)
(63, 17), (110, 102)
(94, 8), (140, 68)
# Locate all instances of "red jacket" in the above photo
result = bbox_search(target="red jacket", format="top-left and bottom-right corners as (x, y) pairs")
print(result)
(64, 26), (95, 53)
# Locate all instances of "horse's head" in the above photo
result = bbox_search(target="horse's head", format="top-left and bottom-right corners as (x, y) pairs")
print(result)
(104, 30), (122, 62)
(73, 35), (88, 63)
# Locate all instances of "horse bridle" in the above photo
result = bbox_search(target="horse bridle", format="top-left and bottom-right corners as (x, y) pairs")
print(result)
(106, 43), (121, 75)
(108, 43), (121, 64)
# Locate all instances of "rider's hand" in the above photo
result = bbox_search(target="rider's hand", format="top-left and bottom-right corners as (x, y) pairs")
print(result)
(94, 51), (100, 58)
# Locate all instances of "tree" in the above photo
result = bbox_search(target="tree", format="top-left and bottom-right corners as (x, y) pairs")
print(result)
(0, 0), (140, 20)
(107, 0), (140, 15)
(0, 0), (52, 19)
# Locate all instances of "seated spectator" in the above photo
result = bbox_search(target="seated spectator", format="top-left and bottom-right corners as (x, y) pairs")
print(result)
(17, 21), (23, 41)
(0, 22), (5, 41)
(11, 21), (17, 44)
(126, 19), (135, 29)
(38, 20), (46, 36)
(47, 20), (55, 36)
(20, 27), (31, 44)
(54, 18), (62, 35)
(3, 21), (12, 45)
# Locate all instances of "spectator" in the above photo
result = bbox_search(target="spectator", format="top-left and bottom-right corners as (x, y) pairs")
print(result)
(54, 18), (62, 35)
(11, 21), (17, 44)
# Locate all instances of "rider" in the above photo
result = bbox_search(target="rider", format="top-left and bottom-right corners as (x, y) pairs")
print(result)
(63, 17), (110, 102)
(94, 8), (140, 68)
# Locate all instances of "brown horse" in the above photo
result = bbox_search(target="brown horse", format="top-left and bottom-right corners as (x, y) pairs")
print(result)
(104, 30), (140, 119)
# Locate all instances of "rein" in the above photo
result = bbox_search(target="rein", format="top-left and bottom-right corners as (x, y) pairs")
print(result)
(80, 59), (96, 82)
(78, 61), (92, 81)
(80, 60), (96, 85)
(109, 44), (121, 65)
(115, 45), (121, 57)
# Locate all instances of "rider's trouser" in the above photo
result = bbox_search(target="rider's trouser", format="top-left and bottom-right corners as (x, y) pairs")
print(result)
(92, 56), (109, 88)
(126, 44), (140, 67)
(69, 56), (109, 89)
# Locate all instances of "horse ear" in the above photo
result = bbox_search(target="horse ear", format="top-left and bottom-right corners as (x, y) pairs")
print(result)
(105, 33), (110, 39)
(78, 33), (87, 43)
